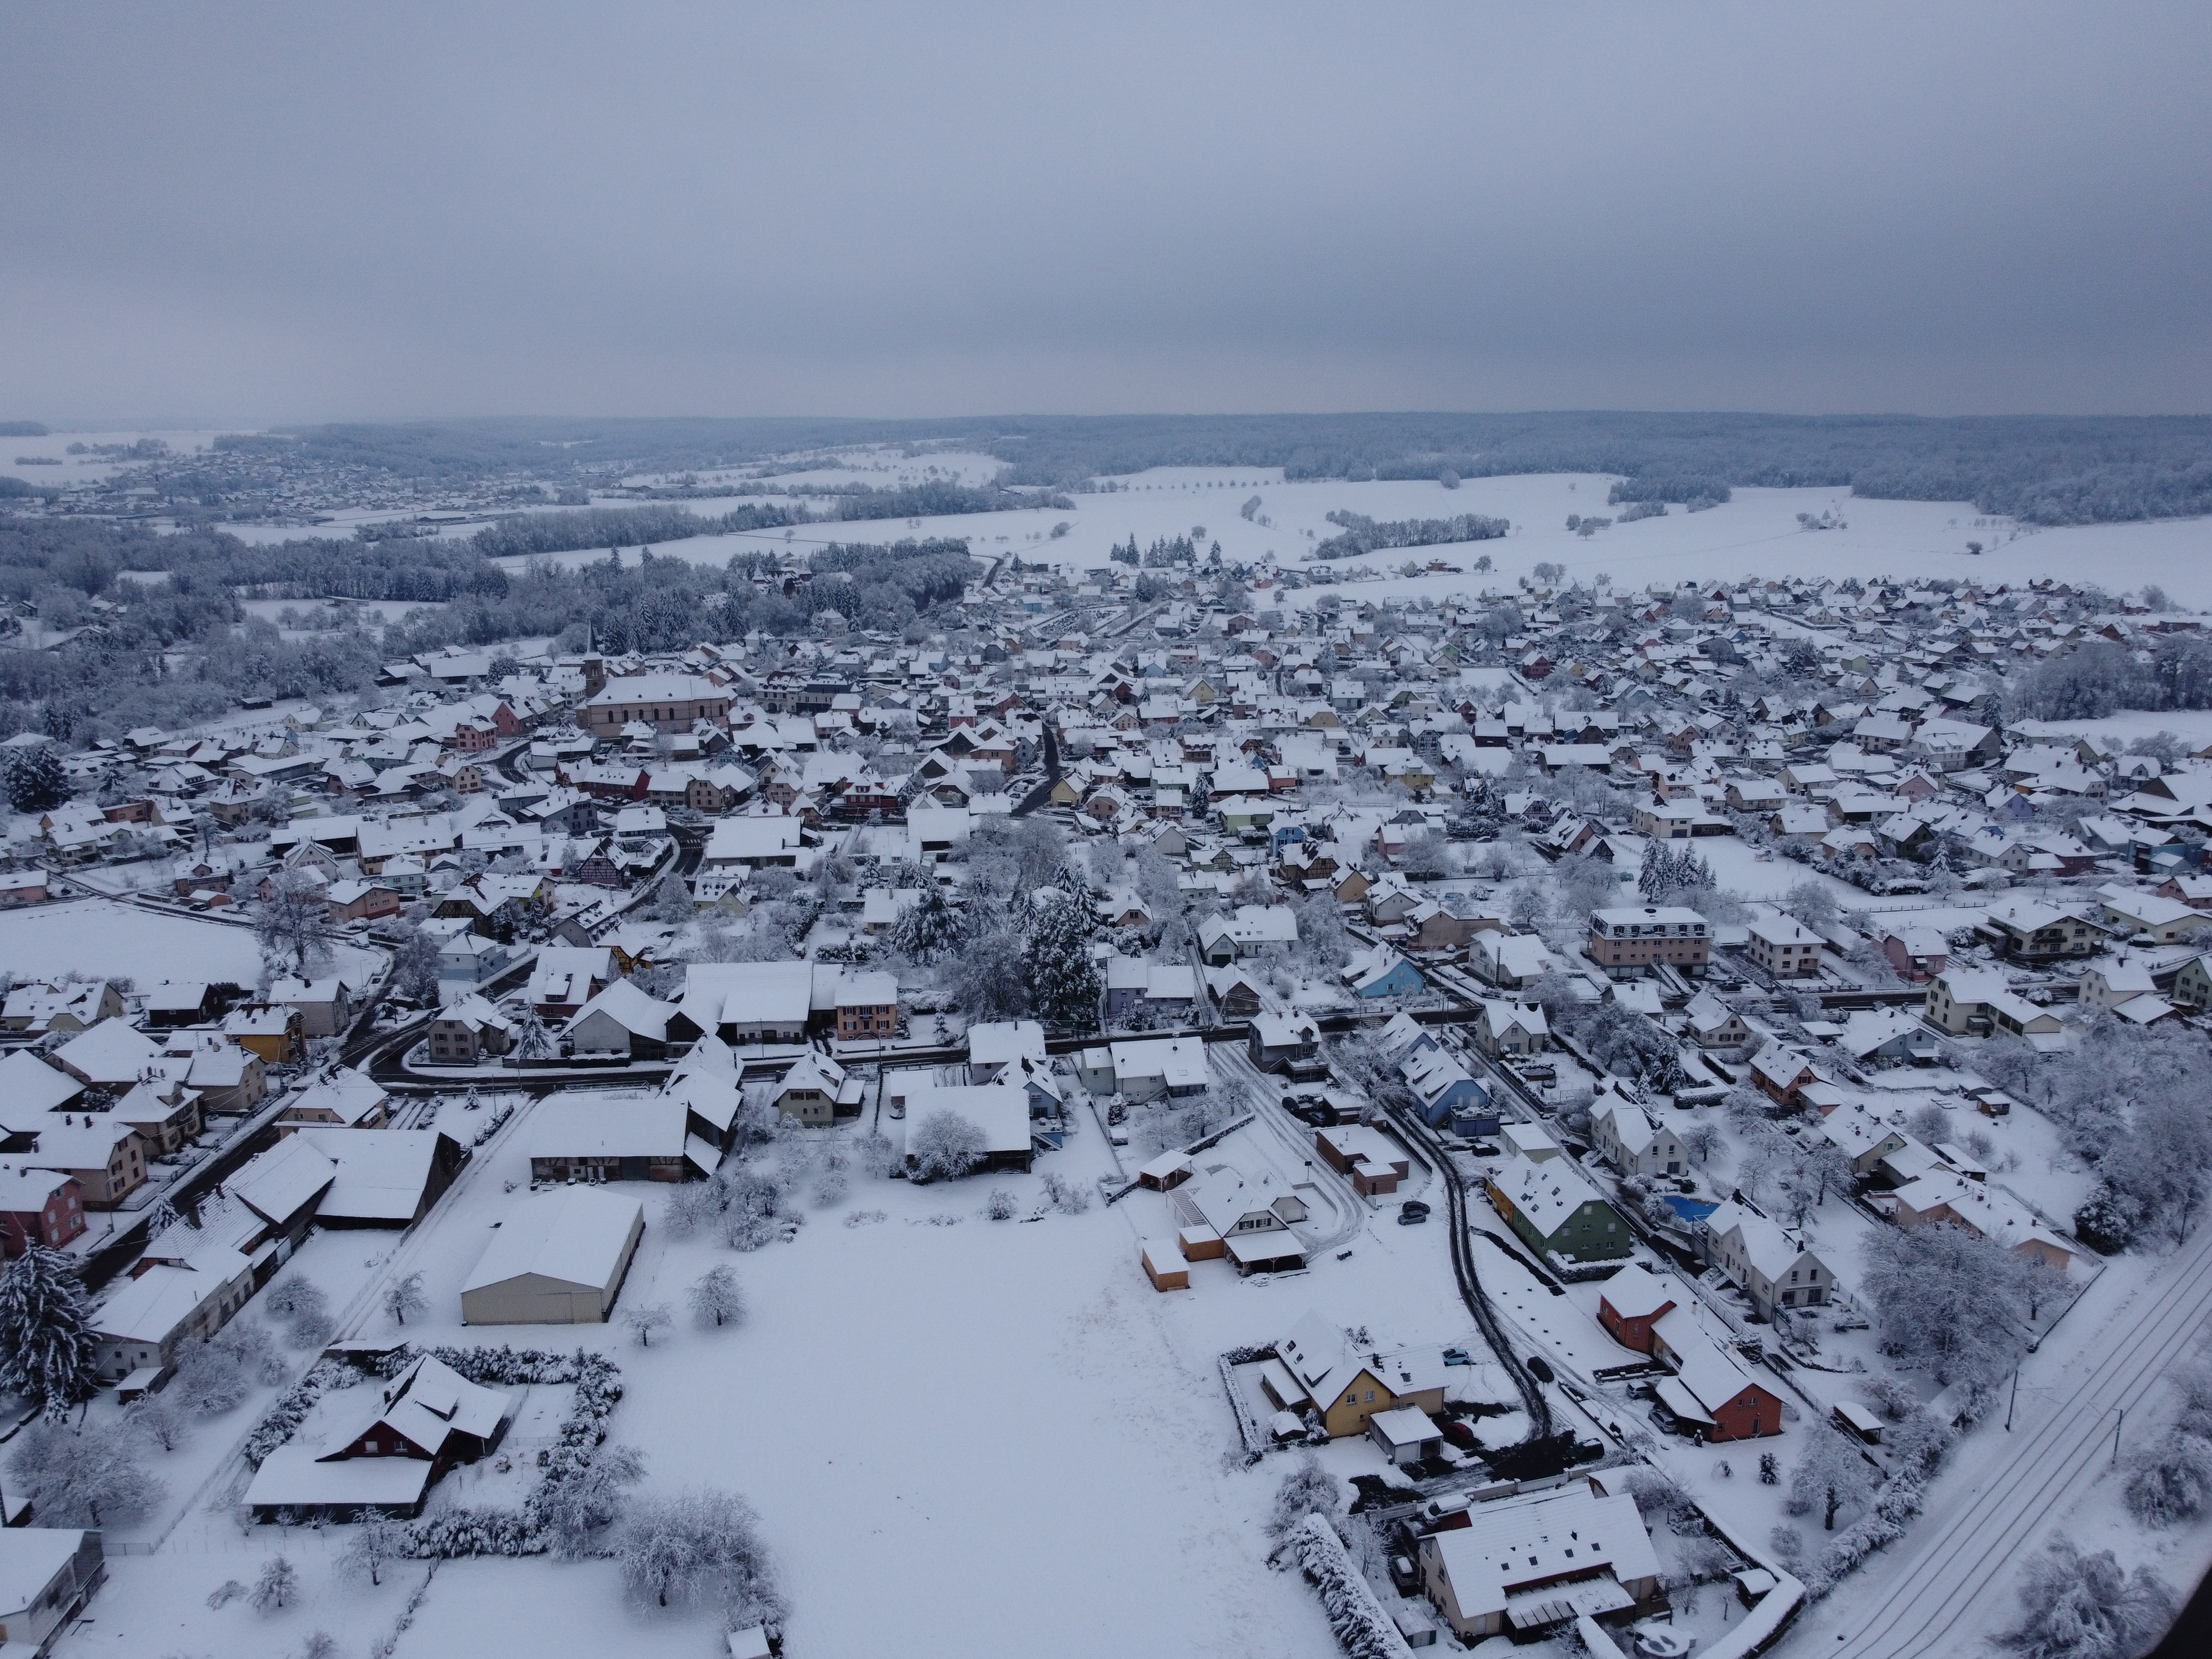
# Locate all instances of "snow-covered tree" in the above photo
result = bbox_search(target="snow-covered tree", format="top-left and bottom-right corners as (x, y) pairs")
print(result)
(1, 742), (68, 813)
(615, 1486), (783, 1624)
(2000, 1538), (2172, 1659)
(894, 876), (964, 969)
(2125, 1427), (2212, 1528)
(127, 1391), (187, 1452)
(513, 1006), (556, 1061)
(540, 1442), (646, 1559)
(6, 1420), (163, 1526)
(1265, 1452), (1342, 1545)
(257, 869), (333, 982)
(620, 1302), (674, 1348)
(906, 1110), (986, 1183)
(945, 921), (1027, 1020)
(1024, 894), (1101, 1032)
(652, 872), (695, 924)
(251, 1554), (300, 1613)
(1860, 1224), (2030, 1390)
(1785, 1426), (1875, 1531)
(298, 1631), (340, 1659)
(0, 1246), (96, 1417)
(1679, 1120), (1721, 1165)
(390, 926), (441, 1005)
(382, 1271), (428, 1328)
(338, 1510), (400, 1586)
(262, 1277), (334, 1349)
(688, 1265), (745, 1328)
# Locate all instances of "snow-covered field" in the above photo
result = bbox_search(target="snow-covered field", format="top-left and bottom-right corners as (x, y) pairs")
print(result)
(0, 897), (382, 987)
(471, 462), (2212, 609)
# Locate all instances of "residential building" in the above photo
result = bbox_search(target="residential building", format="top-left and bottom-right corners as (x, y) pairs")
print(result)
(1586, 906), (1711, 974)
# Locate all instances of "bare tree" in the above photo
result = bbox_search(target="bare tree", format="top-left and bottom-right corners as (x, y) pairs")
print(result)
(1785, 1426), (1874, 1531)
(620, 1302), (674, 1348)
(6, 1420), (164, 1526)
(381, 1272), (427, 1328)
(338, 1510), (399, 1586)
(615, 1486), (783, 1624)
(257, 870), (334, 983)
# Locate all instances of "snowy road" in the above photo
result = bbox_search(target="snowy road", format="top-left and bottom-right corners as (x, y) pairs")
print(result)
(1787, 1219), (2212, 1658)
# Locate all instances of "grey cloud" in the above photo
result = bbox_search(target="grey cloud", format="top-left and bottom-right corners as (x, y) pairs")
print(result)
(1, 1), (2206, 422)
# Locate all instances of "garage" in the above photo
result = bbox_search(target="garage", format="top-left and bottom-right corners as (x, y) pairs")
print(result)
(460, 1186), (644, 1326)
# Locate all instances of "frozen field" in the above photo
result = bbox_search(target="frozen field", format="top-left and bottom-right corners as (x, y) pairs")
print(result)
(480, 463), (2211, 607)
(0, 897), (382, 987)
(288, 1094), (1436, 1659)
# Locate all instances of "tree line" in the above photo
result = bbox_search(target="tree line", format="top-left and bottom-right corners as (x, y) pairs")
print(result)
(1312, 510), (1510, 560)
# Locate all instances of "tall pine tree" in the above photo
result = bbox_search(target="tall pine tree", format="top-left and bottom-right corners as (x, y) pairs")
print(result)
(1024, 894), (1102, 1032)
(0, 1248), (96, 1419)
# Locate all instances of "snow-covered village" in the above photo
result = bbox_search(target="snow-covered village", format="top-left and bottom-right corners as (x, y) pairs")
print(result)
(0, 420), (2208, 1659)
(4, 11), (2210, 1659)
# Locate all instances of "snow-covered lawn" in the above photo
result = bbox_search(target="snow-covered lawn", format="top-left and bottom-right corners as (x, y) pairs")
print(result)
(0, 898), (383, 988)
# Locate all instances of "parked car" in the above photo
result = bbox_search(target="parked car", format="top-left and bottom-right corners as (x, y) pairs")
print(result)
(1397, 1199), (1431, 1225)
(1442, 1346), (1472, 1366)
(1439, 1418), (1478, 1451)
(1525, 1354), (1555, 1383)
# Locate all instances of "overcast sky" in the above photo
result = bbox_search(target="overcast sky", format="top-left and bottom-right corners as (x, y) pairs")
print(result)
(2, 2), (2207, 425)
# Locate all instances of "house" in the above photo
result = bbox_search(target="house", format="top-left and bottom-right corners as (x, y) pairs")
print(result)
(1195, 904), (1300, 964)
(265, 974), (357, 1038)
(1700, 1201), (1835, 1317)
(1645, 1303), (1787, 1442)
(1485, 1152), (1631, 1263)
(1749, 1046), (1818, 1108)
(1104, 1037), (1209, 1102)
(1345, 948), (1426, 1000)
(1597, 1261), (1682, 1353)
(1746, 916), (1823, 978)
(49, 1018), (164, 1090)
(110, 1077), (204, 1156)
(0, 1530), (106, 1655)
(1248, 1011), (1321, 1073)
(773, 1049), (866, 1125)
(1590, 1095), (1684, 1180)
(2096, 885), (2212, 947)
(1418, 1479), (1660, 1641)
(1879, 928), (1949, 984)
(460, 1186), (645, 1323)
(1682, 992), (1749, 1048)
(4, 982), (124, 1034)
(26, 1120), (146, 1208)
(1468, 930), (1560, 989)
(1586, 907), (1711, 975)
(1473, 999), (1549, 1058)
(564, 982), (677, 1060)
(830, 970), (899, 1044)
(88, 1236), (256, 1379)
(1168, 1163), (1308, 1274)
(1983, 902), (2107, 961)
(580, 672), (732, 737)
(222, 1004), (305, 1066)
(888, 1075), (1037, 1173)
(669, 961), (816, 1046)
(278, 1066), (390, 1133)
(1260, 1308), (1447, 1436)
(221, 1135), (338, 1257)
(1924, 968), (2009, 1036)
(1876, 1171), (2075, 1270)
(0, 1168), (85, 1257)
(427, 995), (514, 1063)
(325, 879), (403, 925)
(1314, 1124), (1412, 1196)
(528, 947), (615, 1020)
(244, 1354), (515, 1521)
(1399, 1046), (1490, 1131)
(290, 1127), (467, 1227)
(525, 1095), (714, 1183)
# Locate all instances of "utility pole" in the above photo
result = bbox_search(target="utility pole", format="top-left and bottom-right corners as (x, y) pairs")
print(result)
(2006, 1366), (2019, 1432)
(2113, 1407), (2125, 1468)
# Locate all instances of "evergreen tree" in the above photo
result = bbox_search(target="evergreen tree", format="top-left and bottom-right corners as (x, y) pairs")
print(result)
(514, 1006), (556, 1061)
(0, 1248), (96, 1419)
(1, 744), (67, 813)
(891, 883), (964, 964)
(1024, 894), (1102, 1031)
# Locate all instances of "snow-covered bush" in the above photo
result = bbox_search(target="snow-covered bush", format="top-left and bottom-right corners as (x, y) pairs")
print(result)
(1282, 1513), (1414, 1659)
(1041, 1171), (1091, 1214)
(243, 1359), (359, 1467)
(2125, 1428), (2212, 1528)
(984, 1188), (1018, 1220)
(1999, 1538), (2172, 1659)
(856, 1130), (900, 1180)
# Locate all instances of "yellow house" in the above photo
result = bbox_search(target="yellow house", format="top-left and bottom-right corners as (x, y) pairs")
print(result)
(1261, 1310), (1448, 1438)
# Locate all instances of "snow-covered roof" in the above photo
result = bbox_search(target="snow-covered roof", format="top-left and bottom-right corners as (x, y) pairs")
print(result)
(291, 1128), (451, 1223)
(1427, 1483), (1658, 1621)
(50, 1018), (163, 1087)
(226, 1135), (338, 1229)
(0, 1529), (91, 1619)
(463, 1186), (645, 1296)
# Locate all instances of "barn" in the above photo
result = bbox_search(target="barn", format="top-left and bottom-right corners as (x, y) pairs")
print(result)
(460, 1187), (643, 1326)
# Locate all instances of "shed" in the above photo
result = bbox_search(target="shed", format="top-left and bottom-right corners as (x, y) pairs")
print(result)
(1140, 1239), (1189, 1292)
(1368, 1406), (1444, 1467)
(1833, 1400), (1885, 1443)
(460, 1187), (644, 1325)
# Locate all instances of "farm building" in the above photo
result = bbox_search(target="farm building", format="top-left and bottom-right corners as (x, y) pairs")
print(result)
(460, 1186), (644, 1325)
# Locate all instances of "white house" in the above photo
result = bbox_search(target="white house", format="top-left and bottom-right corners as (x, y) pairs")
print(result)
(1419, 1480), (1660, 1641)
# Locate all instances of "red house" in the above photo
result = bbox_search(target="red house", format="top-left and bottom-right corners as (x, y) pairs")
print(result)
(0, 1168), (86, 1255)
(1597, 1263), (1679, 1354)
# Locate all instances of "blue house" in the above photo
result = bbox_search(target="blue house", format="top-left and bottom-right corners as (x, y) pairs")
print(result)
(1347, 950), (1426, 1000)
(1400, 1046), (1491, 1129)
